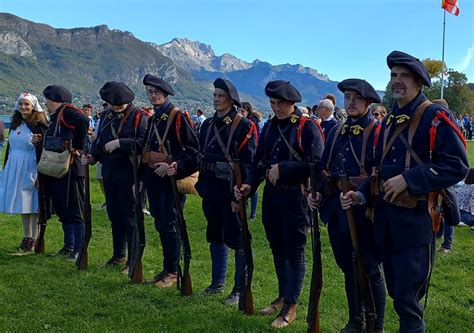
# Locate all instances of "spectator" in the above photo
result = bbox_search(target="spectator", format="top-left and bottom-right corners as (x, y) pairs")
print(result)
(241, 102), (261, 219)
(318, 98), (339, 139)
(195, 108), (206, 134)
(369, 103), (387, 121)
(324, 93), (347, 122)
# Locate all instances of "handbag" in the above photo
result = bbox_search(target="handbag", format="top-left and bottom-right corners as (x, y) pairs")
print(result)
(37, 149), (71, 178)
(37, 109), (72, 178)
(177, 171), (199, 195)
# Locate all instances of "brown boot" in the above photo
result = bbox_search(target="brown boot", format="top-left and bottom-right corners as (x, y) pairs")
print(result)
(259, 297), (284, 316)
(271, 303), (297, 329)
(154, 272), (178, 288)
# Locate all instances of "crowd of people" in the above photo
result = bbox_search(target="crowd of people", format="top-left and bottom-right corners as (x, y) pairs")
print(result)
(0, 50), (472, 333)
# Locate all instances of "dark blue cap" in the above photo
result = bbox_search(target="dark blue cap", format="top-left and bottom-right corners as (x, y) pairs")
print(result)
(43, 85), (72, 103)
(265, 80), (302, 103)
(337, 78), (381, 103)
(99, 81), (135, 105)
(143, 74), (175, 96)
(387, 50), (432, 87)
(213, 78), (241, 107)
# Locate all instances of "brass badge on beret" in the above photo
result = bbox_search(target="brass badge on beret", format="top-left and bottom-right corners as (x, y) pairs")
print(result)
(350, 125), (364, 135)
(161, 113), (169, 121)
(223, 116), (232, 125)
(396, 114), (410, 124)
(290, 114), (299, 123)
(341, 124), (349, 135)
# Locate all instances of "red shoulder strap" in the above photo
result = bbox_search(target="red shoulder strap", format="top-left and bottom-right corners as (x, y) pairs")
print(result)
(297, 117), (324, 152)
(59, 104), (83, 129)
(429, 111), (467, 161)
(238, 121), (257, 153)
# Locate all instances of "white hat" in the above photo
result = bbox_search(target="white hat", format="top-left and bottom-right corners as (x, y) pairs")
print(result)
(15, 92), (44, 112)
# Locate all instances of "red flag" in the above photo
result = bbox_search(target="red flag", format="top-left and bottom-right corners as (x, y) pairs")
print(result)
(442, 0), (460, 16)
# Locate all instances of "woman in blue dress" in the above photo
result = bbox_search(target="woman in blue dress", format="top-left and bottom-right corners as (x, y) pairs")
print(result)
(0, 92), (48, 253)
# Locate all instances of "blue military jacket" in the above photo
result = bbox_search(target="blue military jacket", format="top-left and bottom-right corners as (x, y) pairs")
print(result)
(91, 104), (147, 179)
(196, 107), (257, 201)
(142, 100), (199, 185)
(45, 104), (88, 177)
(248, 107), (324, 193)
(361, 92), (469, 248)
(319, 111), (378, 231)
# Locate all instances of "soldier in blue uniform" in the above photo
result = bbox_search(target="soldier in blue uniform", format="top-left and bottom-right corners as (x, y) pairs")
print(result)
(195, 78), (257, 305)
(86, 82), (148, 268)
(308, 79), (386, 332)
(341, 51), (469, 333)
(235, 80), (324, 328)
(141, 74), (199, 288)
(41, 85), (89, 261)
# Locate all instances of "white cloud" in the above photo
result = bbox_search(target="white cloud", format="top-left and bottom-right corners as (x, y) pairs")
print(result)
(455, 46), (474, 80)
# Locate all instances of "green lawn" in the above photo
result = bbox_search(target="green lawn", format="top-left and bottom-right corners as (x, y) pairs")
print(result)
(0, 144), (472, 332)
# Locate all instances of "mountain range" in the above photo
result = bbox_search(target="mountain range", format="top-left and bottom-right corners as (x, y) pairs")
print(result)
(0, 13), (344, 113)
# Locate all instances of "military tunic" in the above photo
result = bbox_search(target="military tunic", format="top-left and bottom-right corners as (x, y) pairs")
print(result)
(360, 92), (468, 333)
(42, 104), (88, 254)
(196, 106), (257, 289)
(142, 100), (199, 274)
(249, 107), (324, 305)
(319, 111), (385, 329)
(91, 104), (147, 260)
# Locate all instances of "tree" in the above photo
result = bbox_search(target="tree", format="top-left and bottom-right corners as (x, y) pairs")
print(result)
(422, 58), (445, 79)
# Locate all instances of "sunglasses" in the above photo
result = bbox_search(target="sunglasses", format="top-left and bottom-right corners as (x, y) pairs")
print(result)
(373, 112), (381, 117)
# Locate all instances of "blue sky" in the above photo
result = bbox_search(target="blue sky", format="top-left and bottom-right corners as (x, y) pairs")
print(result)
(1, 0), (473, 90)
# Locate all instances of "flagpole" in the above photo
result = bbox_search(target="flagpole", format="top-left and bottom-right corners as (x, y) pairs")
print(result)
(440, 10), (446, 99)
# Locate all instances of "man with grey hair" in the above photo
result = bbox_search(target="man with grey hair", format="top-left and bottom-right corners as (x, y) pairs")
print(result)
(318, 98), (339, 140)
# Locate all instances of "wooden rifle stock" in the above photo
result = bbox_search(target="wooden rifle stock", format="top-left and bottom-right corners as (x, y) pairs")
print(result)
(129, 143), (145, 284)
(307, 146), (323, 333)
(35, 174), (48, 255)
(77, 149), (92, 270)
(336, 154), (376, 333)
(233, 149), (254, 315)
(166, 141), (192, 296)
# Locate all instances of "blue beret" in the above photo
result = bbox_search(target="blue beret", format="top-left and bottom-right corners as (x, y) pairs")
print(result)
(387, 50), (431, 87)
(99, 81), (135, 105)
(265, 80), (302, 103)
(213, 78), (241, 107)
(43, 85), (72, 103)
(337, 78), (381, 103)
(143, 74), (175, 96)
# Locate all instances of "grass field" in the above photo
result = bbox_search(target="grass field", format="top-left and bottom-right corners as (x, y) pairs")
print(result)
(0, 144), (473, 332)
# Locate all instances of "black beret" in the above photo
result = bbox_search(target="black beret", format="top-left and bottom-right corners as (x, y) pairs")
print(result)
(387, 50), (432, 87)
(264, 80), (302, 103)
(43, 85), (72, 103)
(99, 81), (135, 105)
(337, 78), (381, 103)
(143, 74), (175, 96)
(213, 78), (241, 107)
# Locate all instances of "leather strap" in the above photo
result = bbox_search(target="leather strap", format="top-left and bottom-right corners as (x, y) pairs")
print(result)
(326, 123), (345, 170)
(152, 108), (180, 154)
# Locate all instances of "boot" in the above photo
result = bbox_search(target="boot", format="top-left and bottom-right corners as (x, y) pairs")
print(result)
(271, 303), (297, 329)
(259, 297), (284, 316)
(153, 271), (178, 288)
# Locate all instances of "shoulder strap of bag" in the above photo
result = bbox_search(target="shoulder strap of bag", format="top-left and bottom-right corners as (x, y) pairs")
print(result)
(326, 122), (345, 170)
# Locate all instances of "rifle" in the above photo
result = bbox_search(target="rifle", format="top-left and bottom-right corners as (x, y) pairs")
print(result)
(129, 142), (145, 284)
(336, 153), (376, 333)
(35, 173), (48, 255)
(77, 144), (92, 270)
(232, 144), (254, 315)
(166, 141), (192, 296)
(306, 146), (323, 333)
